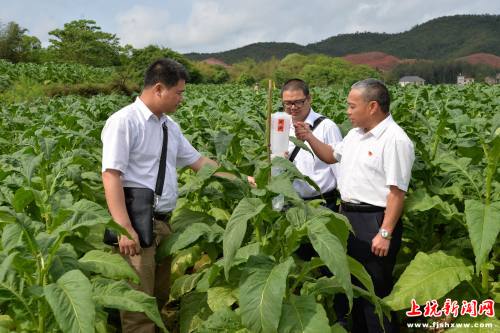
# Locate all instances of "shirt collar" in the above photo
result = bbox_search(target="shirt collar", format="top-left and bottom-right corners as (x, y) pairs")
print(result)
(304, 108), (320, 126)
(135, 97), (167, 124)
(368, 114), (394, 138)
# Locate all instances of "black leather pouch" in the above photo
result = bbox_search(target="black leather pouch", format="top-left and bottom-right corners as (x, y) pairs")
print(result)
(103, 187), (155, 248)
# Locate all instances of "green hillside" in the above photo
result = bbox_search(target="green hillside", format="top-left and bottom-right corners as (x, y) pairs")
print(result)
(186, 42), (311, 63)
(185, 15), (500, 63)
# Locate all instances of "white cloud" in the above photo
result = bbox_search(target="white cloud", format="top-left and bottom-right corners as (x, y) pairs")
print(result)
(115, 5), (172, 47)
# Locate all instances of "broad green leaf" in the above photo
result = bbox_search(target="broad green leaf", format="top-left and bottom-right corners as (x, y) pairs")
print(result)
(213, 130), (235, 157)
(0, 314), (14, 330)
(347, 256), (375, 295)
(12, 188), (34, 213)
(270, 157), (320, 192)
(158, 223), (222, 259)
(307, 222), (352, 308)
(239, 255), (294, 333)
(19, 154), (42, 186)
(405, 189), (444, 212)
(286, 207), (307, 228)
(44, 270), (95, 333)
(170, 207), (215, 232)
(353, 286), (390, 329)
(384, 251), (473, 310)
(0, 253), (16, 282)
(464, 200), (500, 273)
(301, 276), (344, 297)
(207, 286), (237, 312)
(179, 163), (218, 195)
(170, 273), (203, 300)
(54, 199), (111, 234)
(267, 175), (301, 201)
(91, 278), (167, 332)
(278, 295), (330, 333)
(196, 265), (223, 292)
(217, 242), (260, 268)
(94, 310), (108, 333)
(0, 206), (16, 224)
(436, 155), (481, 197)
(405, 189), (460, 219)
(78, 250), (139, 283)
(331, 323), (348, 333)
(289, 137), (314, 157)
(49, 244), (79, 281)
(223, 198), (265, 279)
(1, 223), (23, 252)
(197, 308), (244, 333)
(208, 207), (231, 222)
(179, 292), (211, 333)
(308, 207), (351, 248)
(171, 246), (202, 280)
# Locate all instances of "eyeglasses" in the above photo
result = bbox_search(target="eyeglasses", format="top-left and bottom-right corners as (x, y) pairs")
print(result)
(282, 98), (307, 109)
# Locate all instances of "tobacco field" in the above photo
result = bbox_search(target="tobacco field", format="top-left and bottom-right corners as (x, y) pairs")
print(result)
(0, 82), (499, 332)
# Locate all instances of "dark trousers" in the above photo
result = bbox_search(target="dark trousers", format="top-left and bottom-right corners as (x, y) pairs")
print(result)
(341, 209), (403, 333)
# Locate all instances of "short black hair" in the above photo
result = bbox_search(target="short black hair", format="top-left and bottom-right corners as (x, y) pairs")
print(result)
(281, 78), (310, 97)
(144, 58), (189, 88)
(351, 78), (390, 113)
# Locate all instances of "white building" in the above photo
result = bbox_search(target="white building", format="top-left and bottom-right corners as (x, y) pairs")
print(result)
(457, 74), (475, 85)
(399, 76), (425, 86)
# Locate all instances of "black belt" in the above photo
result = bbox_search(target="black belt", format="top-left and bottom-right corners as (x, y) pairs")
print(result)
(340, 201), (385, 213)
(304, 189), (338, 202)
(154, 211), (172, 221)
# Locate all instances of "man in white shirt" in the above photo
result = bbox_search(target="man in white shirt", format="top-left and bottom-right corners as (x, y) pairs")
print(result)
(295, 79), (415, 333)
(281, 79), (343, 210)
(101, 58), (220, 332)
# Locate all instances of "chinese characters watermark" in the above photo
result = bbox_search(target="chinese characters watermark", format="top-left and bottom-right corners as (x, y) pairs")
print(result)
(406, 299), (495, 318)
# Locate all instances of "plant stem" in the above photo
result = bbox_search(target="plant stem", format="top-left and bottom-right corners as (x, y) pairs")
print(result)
(481, 265), (489, 294)
(466, 280), (482, 300)
(266, 79), (272, 165)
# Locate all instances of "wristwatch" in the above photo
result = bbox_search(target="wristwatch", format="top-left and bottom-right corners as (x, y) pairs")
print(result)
(379, 228), (392, 240)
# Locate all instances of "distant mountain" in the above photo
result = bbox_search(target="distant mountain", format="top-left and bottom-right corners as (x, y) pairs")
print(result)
(456, 53), (500, 68)
(185, 15), (500, 64)
(341, 52), (402, 71)
(186, 42), (311, 63)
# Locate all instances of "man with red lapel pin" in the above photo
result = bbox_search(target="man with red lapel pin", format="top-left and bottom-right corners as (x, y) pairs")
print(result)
(295, 78), (415, 333)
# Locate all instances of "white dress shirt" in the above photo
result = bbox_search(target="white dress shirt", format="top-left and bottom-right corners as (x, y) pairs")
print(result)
(333, 114), (414, 207)
(101, 97), (201, 212)
(289, 109), (343, 198)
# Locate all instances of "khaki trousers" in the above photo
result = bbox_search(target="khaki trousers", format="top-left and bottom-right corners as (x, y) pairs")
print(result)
(120, 220), (172, 333)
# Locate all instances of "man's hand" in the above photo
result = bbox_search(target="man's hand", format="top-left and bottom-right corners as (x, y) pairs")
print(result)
(294, 121), (313, 141)
(247, 176), (256, 187)
(119, 228), (141, 256)
(371, 233), (390, 257)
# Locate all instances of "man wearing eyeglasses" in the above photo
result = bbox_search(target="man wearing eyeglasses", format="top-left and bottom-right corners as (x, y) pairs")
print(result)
(281, 78), (343, 210)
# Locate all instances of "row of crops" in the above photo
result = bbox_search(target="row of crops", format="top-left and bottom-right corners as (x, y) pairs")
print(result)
(0, 60), (114, 91)
(0, 83), (498, 332)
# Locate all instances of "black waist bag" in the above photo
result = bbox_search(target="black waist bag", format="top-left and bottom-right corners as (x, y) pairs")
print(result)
(103, 187), (155, 248)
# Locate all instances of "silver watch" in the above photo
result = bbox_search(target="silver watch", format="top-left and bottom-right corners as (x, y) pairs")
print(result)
(379, 228), (392, 240)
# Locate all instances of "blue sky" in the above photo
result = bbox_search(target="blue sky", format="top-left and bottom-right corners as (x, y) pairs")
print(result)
(1, 0), (499, 53)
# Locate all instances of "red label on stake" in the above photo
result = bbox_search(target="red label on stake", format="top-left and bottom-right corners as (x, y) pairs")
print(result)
(277, 119), (285, 132)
